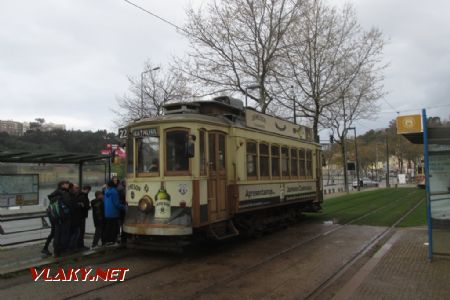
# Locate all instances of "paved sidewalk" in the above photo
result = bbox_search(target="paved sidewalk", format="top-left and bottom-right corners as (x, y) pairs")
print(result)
(0, 236), (120, 276)
(333, 228), (450, 300)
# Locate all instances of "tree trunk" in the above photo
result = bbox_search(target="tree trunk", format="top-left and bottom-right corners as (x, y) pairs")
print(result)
(313, 114), (320, 143)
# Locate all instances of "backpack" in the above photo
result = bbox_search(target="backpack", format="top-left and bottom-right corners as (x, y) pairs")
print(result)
(47, 193), (71, 222)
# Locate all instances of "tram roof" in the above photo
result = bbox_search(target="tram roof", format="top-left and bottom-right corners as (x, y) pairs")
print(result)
(0, 150), (110, 164)
(130, 113), (237, 127)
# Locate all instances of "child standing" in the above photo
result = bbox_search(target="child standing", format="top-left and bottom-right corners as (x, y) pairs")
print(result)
(90, 190), (104, 248)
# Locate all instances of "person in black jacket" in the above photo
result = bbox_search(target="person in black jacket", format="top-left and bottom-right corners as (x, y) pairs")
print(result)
(91, 190), (104, 248)
(49, 180), (72, 257)
(68, 183), (84, 251)
(77, 185), (91, 250)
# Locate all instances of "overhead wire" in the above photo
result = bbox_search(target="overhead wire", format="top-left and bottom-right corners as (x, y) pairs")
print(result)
(123, 0), (189, 35)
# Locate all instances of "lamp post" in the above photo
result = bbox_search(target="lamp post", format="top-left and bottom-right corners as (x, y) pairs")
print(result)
(291, 85), (297, 124)
(342, 97), (349, 193)
(347, 127), (360, 191)
(140, 66), (160, 119)
(245, 84), (260, 108)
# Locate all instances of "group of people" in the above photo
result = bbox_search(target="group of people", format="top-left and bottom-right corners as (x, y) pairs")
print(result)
(41, 176), (127, 258)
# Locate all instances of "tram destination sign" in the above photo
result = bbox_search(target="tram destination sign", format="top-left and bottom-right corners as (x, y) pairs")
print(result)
(0, 174), (39, 207)
(131, 128), (159, 138)
(245, 109), (313, 141)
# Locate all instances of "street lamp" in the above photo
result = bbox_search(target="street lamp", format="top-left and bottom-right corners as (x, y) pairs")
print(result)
(346, 127), (360, 191)
(291, 85), (297, 124)
(245, 84), (260, 108)
(140, 66), (160, 119)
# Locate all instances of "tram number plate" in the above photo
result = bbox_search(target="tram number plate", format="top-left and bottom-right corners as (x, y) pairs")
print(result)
(118, 128), (128, 139)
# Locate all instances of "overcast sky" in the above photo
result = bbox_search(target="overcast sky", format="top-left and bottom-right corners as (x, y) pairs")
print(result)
(1, 0), (449, 136)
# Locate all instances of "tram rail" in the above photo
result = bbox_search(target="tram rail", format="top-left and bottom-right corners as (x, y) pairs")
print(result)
(60, 191), (424, 300)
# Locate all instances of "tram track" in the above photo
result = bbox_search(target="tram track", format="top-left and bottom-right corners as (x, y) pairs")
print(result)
(62, 191), (423, 300)
(185, 191), (423, 300)
(303, 196), (425, 300)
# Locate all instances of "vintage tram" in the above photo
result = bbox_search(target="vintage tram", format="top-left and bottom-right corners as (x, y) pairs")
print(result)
(121, 96), (323, 245)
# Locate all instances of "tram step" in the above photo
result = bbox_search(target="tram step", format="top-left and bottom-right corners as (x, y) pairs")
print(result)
(209, 220), (240, 240)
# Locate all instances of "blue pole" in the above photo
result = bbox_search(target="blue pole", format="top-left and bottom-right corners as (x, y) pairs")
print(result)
(422, 109), (432, 261)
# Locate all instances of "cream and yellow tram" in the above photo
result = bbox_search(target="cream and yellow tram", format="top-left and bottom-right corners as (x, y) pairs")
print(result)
(122, 96), (323, 244)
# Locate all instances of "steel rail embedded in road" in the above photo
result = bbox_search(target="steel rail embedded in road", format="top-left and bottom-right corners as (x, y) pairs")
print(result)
(61, 191), (423, 300)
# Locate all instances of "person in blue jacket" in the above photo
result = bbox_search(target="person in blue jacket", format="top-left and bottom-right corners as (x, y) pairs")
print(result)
(102, 180), (125, 244)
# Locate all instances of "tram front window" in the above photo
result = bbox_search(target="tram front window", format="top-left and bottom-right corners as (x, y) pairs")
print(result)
(136, 136), (160, 174)
(166, 130), (189, 172)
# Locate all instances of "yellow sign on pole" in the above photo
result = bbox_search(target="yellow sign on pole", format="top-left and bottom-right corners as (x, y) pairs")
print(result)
(396, 114), (422, 134)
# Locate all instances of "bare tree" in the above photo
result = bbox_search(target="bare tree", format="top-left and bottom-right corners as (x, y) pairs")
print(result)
(324, 68), (383, 187)
(277, 0), (385, 141)
(180, 0), (301, 112)
(113, 62), (193, 127)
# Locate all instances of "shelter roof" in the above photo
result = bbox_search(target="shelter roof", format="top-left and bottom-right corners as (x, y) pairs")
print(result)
(402, 127), (450, 145)
(0, 150), (109, 164)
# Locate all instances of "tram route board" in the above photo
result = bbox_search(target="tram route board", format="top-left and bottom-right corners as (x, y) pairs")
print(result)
(0, 174), (39, 207)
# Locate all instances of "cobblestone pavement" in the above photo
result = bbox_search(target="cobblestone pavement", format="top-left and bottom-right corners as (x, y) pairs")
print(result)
(343, 228), (450, 300)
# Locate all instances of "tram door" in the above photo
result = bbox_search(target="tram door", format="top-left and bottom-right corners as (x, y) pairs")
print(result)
(207, 132), (228, 221)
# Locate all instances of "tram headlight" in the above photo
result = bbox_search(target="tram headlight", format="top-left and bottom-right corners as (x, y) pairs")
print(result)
(138, 196), (154, 213)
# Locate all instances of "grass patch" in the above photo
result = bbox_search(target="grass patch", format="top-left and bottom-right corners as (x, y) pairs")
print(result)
(306, 188), (426, 227)
(397, 199), (427, 227)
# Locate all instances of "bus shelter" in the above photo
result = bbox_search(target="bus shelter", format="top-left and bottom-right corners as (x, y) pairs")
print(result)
(0, 150), (111, 188)
(398, 110), (450, 260)
(0, 150), (111, 245)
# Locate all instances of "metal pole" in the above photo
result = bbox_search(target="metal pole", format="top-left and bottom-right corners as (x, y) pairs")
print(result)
(422, 108), (432, 261)
(353, 128), (360, 191)
(386, 134), (390, 188)
(291, 85), (297, 124)
(343, 97), (349, 193)
(140, 67), (160, 119)
(140, 71), (144, 119)
(245, 87), (248, 107)
(376, 143), (378, 181)
(108, 155), (111, 181)
(78, 161), (83, 188)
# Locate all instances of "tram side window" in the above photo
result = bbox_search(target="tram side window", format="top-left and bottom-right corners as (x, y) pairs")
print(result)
(291, 148), (298, 177)
(259, 143), (270, 177)
(166, 130), (189, 172)
(281, 147), (289, 177)
(246, 141), (257, 178)
(199, 130), (206, 176)
(271, 145), (280, 178)
(299, 148), (306, 177)
(136, 136), (160, 174)
(306, 149), (313, 178)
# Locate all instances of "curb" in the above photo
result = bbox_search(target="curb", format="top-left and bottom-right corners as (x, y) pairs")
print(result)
(0, 244), (122, 277)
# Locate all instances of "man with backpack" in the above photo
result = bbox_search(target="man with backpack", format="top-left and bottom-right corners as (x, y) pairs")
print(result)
(46, 180), (72, 257)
